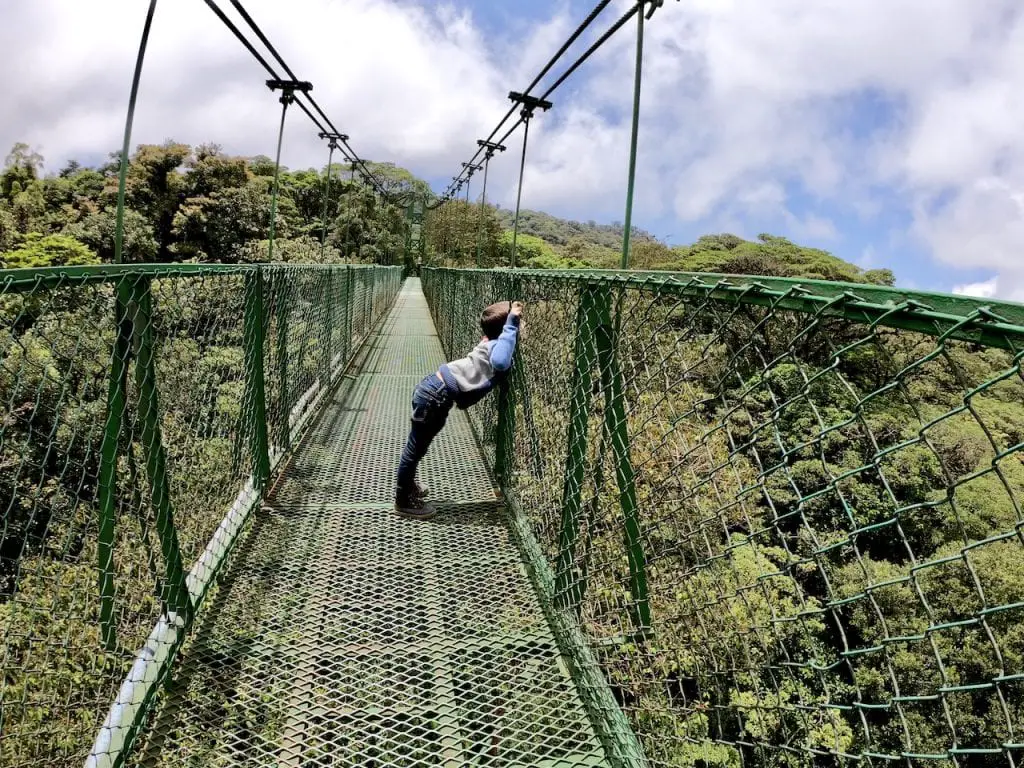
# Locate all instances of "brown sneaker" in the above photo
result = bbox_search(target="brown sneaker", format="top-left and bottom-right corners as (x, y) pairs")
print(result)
(395, 495), (436, 520)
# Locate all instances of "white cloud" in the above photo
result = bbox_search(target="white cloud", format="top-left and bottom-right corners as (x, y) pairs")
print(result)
(953, 278), (1000, 300)
(518, 0), (1024, 294)
(0, 0), (518, 177)
(4, 0), (1024, 299)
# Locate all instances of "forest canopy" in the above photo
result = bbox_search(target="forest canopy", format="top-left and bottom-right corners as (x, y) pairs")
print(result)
(2, 140), (891, 289)
(0, 140), (422, 268)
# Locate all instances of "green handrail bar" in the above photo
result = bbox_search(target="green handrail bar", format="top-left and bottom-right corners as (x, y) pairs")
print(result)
(421, 264), (1024, 768)
(0, 261), (401, 768)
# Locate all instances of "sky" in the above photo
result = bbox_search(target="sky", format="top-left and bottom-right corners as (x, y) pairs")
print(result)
(2, 0), (1024, 300)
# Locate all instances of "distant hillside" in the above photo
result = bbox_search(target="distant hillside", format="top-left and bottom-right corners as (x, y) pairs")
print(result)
(494, 207), (656, 250)
(664, 234), (894, 285)
(492, 207), (893, 285)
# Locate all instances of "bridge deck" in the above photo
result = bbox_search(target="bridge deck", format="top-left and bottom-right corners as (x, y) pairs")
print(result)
(129, 279), (609, 767)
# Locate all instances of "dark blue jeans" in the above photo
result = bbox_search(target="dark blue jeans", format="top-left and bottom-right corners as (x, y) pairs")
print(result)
(396, 374), (453, 497)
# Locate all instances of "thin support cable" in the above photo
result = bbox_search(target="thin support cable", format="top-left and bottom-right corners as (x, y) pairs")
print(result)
(508, 94), (551, 269)
(510, 117), (530, 270)
(267, 86), (300, 262)
(320, 140), (337, 259)
(114, 0), (159, 264)
(620, 5), (645, 269)
(204, 0), (278, 78)
(440, 0), (670, 204)
(539, 2), (642, 103)
(207, 0), (391, 199)
(476, 154), (492, 267)
(441, 0), (616, 199)
(229, 0), (297, 78)
(228, 0), (391, 195)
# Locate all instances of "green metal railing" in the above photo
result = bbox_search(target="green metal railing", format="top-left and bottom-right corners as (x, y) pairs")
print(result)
(0, 262), (400, 768)
(423, 266), (1024, 768)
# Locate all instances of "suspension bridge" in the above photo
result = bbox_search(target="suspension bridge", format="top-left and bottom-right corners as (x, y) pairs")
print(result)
(5, 1), (1024, 767)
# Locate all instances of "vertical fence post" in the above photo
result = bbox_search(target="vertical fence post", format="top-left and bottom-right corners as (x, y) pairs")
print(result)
(494, 273), (519, 487)
(343, 267), (353, 364)
(555, 287), (599, 611)
(275, 269), (291, 451)
(593, 286), (650, 631)
(361, 270), (370, 337)
(244, 267), (271, 490)
(446, 273), (457, 359)
(96, 279), (135, 650)
(323, 268), (336, 383)
(131, 277), (193, 622)
(98, 0), (159, 649)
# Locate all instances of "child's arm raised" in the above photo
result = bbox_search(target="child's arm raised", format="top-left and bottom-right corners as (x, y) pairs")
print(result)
(489, 302), (523, 372)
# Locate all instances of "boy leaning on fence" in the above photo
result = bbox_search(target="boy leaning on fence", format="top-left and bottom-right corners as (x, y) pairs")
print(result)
(394, 300), (524, 519)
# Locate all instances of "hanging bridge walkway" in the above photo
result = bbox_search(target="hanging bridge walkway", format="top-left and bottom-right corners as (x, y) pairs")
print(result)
(123, 278), (611, 767)
(4, 262), (1024, 768)
(11, 0), (1024, 765)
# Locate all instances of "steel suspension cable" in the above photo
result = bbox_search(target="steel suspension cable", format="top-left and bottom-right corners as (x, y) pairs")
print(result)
(204, 0), (393, 201)
(114, 0), (159, 265)
(224, 0), (393, 197)
(539, 3), (642, 103)
(437, 0), (618, 202)
(436, 0), (664, 226)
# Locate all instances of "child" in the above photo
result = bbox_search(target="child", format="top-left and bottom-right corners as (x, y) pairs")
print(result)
(395, 300), (524, 519)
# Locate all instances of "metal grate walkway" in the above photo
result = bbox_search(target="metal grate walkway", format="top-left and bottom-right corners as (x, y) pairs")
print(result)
(130, 279), (610, 767)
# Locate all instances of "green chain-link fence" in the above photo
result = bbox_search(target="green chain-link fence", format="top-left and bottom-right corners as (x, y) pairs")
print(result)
(0, 261), (400, 768)
(423, 266), (1024, 768)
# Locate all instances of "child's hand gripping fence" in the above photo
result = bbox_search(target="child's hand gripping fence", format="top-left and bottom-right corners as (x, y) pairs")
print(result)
(423, 265), (1024, 768)
(0, 262), (401, 768)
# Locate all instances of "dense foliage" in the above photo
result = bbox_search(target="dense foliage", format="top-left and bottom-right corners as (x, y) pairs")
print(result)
(0, 141), (419, 268)
(4, 134), (1017, 768)
(428, 201), (893, 284)
(0, 140), (407, 766)
(424, 266), (1024, 768)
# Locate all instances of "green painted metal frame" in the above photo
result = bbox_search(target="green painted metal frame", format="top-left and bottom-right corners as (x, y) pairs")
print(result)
(0, 263), (253, 292)
(275, 271), (292, 450)
(556, 288), (600, 612)
(96, 279), (134, 650)
(322, 269), (336, 384)
(131, 276), (194, 623)
(244, 268), (272, 490)
(12, 262), (405, 768)
(551, 285), (650, 629)
(433, 267), (1024, 350)
(592, 286), (650, 630)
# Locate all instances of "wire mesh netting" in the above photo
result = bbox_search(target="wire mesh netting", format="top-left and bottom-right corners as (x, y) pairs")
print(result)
(423, 266), (1024, 768)
(120, 279), (611, 768)
(0, 263), (400, 768)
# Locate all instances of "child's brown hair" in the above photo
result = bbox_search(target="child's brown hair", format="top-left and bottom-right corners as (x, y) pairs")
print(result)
(480, 301), (512, 341)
